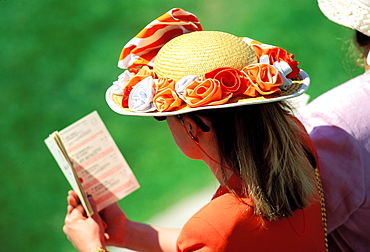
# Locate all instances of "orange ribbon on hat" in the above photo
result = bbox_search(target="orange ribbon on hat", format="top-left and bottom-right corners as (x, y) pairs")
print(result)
(118, 8), (202, 71)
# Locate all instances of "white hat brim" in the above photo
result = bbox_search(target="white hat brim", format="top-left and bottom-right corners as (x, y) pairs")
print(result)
(318, 0), (370, 36)
(105, 70), (310, 117)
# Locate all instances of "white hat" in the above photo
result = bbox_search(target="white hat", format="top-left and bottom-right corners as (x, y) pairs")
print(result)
(318, 0), (370, 36)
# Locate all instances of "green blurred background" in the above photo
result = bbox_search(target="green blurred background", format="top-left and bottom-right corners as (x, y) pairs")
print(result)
(0, 0), (363, 251)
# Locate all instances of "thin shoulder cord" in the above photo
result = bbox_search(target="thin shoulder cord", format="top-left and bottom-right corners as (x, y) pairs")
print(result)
(315, 168), (329, 251)
(288, 209), (306, 236)
(288, 168), (328, 251)
(178, 117), (232, 171)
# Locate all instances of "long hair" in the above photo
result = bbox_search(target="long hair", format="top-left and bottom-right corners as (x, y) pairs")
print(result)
(192, 101), (317, 221)
(355, 30), (370, 57)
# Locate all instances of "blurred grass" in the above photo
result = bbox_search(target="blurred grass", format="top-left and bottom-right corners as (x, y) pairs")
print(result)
(0, 0), (363, 251)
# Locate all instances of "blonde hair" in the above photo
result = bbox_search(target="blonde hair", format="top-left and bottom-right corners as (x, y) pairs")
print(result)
(193, 102), (317, 221)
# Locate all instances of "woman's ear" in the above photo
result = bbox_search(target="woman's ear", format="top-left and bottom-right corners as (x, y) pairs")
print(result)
(183, 117), (200, 142)
(182, 115), (211, 143)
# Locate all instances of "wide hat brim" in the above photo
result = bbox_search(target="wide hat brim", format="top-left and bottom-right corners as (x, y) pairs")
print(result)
(105, 70), (310, 117)
(318, 0), (370, 36)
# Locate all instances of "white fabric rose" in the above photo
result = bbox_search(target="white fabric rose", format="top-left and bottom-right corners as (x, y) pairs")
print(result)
(273, 61), (293, 90)
(111, 70), (133, 95)
(128, 76), (156, 112)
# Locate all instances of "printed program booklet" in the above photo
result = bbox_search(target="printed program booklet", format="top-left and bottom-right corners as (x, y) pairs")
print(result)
(45, 111), (140, 216)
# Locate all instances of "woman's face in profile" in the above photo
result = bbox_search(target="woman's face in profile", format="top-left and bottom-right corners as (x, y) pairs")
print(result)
(166, 116), (202, 160)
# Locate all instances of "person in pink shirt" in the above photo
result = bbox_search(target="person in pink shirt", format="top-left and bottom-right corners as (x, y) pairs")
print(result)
(298, 0), (370, 251)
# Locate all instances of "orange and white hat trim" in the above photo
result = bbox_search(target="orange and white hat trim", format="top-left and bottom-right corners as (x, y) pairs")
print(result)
(106, 8), (309, 116)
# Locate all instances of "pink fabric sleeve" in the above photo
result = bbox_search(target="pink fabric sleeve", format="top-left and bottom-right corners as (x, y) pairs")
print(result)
(309, 125), (365, 232)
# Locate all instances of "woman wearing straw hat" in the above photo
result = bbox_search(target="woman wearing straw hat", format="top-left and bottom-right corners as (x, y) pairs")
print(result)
(298, 0), (370, 251)
(63, 9), (327, 252)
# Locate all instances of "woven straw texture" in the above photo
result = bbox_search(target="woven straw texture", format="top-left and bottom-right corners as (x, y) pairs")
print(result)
(153, 31), (257, 81)
(318, 0), (370, 36)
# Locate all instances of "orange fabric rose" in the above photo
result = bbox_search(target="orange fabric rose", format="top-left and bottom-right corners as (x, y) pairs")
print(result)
(153, 87), (183, 112)
(251, 44), (300, 79)
(152, 78), (182, 112)
(154, 78), (174, 92)
(205, 67), (248, 96)
(121, 66), (154, 107)
(182, 79), (232, 107)
(242, 64), (283, 97)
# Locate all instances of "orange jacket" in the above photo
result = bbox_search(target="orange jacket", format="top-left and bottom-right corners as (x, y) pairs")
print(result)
(177, 118), (326, 251)
(177, 175), (326, 251)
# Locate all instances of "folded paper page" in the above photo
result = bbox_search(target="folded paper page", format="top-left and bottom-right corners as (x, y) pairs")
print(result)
(45, 111), (140, 215)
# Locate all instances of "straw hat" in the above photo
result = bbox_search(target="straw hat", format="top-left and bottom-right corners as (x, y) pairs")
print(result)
(153, 31), (257, 81)
(106, 10), (309, 117)
(318, 0), (370, 36)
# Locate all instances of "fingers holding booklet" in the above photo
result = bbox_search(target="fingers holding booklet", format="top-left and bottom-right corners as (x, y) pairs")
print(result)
(65, 190), (131, 249)
(44, 111), (140, 216)
(63, 190), (108, 251)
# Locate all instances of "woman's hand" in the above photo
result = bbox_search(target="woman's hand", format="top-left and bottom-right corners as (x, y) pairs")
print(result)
(63, 191), (180, 251)
(63, 191), (107, 252)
